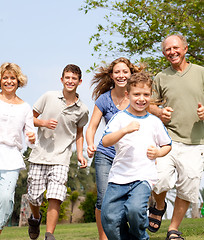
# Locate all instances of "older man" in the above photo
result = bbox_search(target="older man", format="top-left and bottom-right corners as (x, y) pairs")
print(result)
(148, 34), (204, 240)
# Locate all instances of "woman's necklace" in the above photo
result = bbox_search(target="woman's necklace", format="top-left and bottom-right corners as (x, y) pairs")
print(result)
(0, 93), (18, 104)
(116, 96), (125, 107)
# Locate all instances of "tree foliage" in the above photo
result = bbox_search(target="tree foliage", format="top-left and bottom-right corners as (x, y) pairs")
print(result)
(79, 191), (97, 223)
(81, 0), (204, 74)
(67, 151), (96, 195)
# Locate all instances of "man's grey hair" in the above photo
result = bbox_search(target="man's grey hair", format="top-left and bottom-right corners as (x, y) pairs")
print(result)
(161, 34), (188, 52)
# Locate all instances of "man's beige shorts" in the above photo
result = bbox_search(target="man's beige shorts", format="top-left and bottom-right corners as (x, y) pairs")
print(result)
(153, 141), (204, 203)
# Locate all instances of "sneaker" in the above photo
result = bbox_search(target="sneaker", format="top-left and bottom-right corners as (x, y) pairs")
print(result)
(28, 212), (42, 240)
(44, 232), (56, 240)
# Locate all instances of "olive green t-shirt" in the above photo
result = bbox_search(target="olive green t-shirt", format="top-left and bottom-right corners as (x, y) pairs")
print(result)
(153, 63), (204, 144)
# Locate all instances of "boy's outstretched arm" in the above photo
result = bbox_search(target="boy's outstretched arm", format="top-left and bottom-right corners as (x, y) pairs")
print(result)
(76, 127), (88, 168)
(102, 121), (140, 147)
(147, 144), (171, 160)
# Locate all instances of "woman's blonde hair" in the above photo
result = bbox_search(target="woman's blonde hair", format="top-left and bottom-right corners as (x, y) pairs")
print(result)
(0, 62), (27, 88)
(91, 57), (144, 100)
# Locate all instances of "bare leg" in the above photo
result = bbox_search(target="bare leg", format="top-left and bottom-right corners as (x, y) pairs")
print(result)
(95, 208), (108, 240)
(149, 191), (167, 228)
(29, 203), (40, 219)
(167, 196), (190, 238)
(46, 199), (61, 234)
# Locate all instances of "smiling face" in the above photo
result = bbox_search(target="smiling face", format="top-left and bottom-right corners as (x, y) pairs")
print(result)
(127, 83), (151, 116)
(61, 71), (82, 93)
(0, 70), (18, 95)
(163, 35), (188, 69)
(111, 62), (131, 88)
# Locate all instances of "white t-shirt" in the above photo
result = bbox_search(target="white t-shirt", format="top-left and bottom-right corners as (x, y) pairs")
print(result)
(103, 110), (172, 188)
(0, 100), (35, 170)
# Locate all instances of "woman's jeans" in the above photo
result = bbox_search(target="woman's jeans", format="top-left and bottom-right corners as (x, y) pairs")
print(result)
(94, 151), (113, 210)
(0, 169), (20, 230)
(101, 180), (151, 240)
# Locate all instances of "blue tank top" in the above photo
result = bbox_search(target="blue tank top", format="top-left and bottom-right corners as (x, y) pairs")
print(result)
(95, 90), (120, 159)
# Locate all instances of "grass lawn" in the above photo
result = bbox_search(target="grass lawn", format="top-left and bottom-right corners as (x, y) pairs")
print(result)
(1, 218), (204, 240)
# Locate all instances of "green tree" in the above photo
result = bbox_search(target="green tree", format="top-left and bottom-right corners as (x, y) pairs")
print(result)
(67, 151), (95, 195)
(79, 191), (97, 223)
(81, 0), (204, 74)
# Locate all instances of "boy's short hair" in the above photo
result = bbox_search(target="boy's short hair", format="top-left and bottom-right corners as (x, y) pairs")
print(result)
(0, 62), (27, 88)
(126, 71), (153, 93)
(62, 64), (82, 79)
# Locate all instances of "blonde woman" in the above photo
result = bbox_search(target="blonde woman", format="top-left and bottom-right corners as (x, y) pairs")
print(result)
(0, 63), (35, 234)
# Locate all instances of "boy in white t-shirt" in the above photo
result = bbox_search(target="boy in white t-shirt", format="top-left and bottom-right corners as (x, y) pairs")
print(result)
(101, 71), (172, 240)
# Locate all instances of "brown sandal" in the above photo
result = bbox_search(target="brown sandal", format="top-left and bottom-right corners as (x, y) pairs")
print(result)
(148, 201), (167, 233)
(166, 230), (184, 240)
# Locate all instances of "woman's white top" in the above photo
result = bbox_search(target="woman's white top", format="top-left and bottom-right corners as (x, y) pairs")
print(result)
(0, 99), (35, 170)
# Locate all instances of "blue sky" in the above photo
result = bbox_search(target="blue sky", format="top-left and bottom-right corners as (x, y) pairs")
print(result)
(0, 0), (109, 148)
(0, 0), (106, 105)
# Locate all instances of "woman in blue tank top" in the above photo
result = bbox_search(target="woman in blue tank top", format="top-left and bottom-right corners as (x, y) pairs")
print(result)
(86, 57), (144, 240)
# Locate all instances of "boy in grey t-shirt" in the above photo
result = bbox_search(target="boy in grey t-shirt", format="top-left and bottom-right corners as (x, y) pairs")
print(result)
(27, 64), (89, 240)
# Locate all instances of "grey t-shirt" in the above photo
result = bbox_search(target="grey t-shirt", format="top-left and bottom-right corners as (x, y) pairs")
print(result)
(29, 90), (89, 166)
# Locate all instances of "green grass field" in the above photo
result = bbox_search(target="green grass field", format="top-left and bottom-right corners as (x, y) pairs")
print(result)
(1, 218), (204, 240)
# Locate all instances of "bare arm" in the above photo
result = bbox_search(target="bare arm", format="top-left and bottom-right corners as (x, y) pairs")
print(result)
(102, 121), (140, 147)
(76, 127), (87, 168)
(147, 144), (171, 160)
(33, 110), (58, 129)
(85, 105), (103, 158)
(149, 104), (173, 124)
